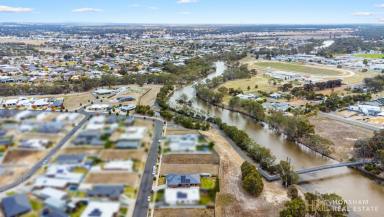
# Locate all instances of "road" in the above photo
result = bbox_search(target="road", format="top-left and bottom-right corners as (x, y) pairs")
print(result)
(0, 111), (90, 192)
(132, 119), (164, 217)
(320, 112), (384, 131)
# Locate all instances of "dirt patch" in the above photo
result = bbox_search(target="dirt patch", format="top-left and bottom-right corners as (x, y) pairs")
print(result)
(309, 115), (374, 161)
(166, 128), (200, 136)
(139, 85), (162, 106)
(201, 128), (288, 217)
(63, 92), (95, 111)
(160, 164), (219, 176)
(100, 149), (146, 161)
(62, 147), (102, 156)
(2, 150), (45, 165)
(85, 172), (139, 186)
(162, 153), (220, 165)
(154, 208), (214, 217)
(0, 167), (29, 186)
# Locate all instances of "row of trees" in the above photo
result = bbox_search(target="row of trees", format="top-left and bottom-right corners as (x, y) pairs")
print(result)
(364, 75), (384, 92)
(228, 97), (266, 121)
(268, 111), (333, 156)
(135, 105), (155, 116)
(173, 115), (210, 130)
(319, 93), (371, 112)
(354, 130), (384, 174)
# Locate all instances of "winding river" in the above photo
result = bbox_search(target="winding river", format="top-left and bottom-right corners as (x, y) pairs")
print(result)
(170, 62), (384, 217)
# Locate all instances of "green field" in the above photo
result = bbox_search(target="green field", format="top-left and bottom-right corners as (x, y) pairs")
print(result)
(354, 53), (384, 59)
(254, 61), (342, 76)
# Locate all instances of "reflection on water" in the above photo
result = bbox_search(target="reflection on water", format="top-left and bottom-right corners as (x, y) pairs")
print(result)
(170, 62), (384, 217)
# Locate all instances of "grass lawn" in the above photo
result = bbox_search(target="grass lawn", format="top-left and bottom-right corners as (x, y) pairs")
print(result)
(72, 166), (88, 174)
(218, 74), (279, 94)
(70, 204), (87, 217)
(124, 186), (137, 198)
(354, 53), (384, 59)
(155, 189), (164, 202)
(254, 61), (342, 76)
(201, 177), (216, 190)
(29, 198), (43, 211)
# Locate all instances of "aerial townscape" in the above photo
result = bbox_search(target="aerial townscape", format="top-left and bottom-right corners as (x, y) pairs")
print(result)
(0, 1), (384, 217)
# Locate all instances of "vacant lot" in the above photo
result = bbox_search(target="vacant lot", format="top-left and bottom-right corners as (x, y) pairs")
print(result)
(309, 115), (374, 161)
(2, 150), (45, 165)
(218, 74), (279, 94)
(160, 164), (219, 176)
(139, 85), (162, 106)
(162, 153), (220, 165)
(166, 128), (199, 136)
(154, 208), (214, 217)
(100, 149), (146, 161)
(62, 147), (102, 156)
(85, 172), (139, 186)
(201, 129), (287, 217)
(63, 92), (95, 111)
(254, 61), (343, 76)
(0, 167), (29, 186)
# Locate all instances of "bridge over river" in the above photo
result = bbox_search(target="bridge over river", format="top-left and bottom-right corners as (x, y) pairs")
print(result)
(261, 160), (372, 182)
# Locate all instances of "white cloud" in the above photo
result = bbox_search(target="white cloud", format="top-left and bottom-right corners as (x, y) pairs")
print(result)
(375, 4), (384, 8)
(352, 12), (374, 16)
(0, 5), (33, 13)
(178, 11), (191, 15)
(72, 8), (102, 13)
(177, 0), (198, 4)
(379, 18), (384, 22)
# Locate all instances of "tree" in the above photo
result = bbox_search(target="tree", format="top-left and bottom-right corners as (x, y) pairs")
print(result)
(242, 173), (263, 197)
(287, 185), (299, 199)
(363, 59), (368, 66)
(278, 160), (299, 187)
(280, 198), (306, 217)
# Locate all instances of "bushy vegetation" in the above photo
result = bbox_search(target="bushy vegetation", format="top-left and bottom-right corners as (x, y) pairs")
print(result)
(214, 118), (278, 175)
(228, 97), (265, 121)
(354, 130), (384, 173)
(318, 93), (371, 112)
(135, 105), (154, 116)
(268, 111), (333, 156)
(174, 115), (210, 130)
(364, 75), (384, 92)
(241, 161), (264, 196)
(280, 191), (348, 217)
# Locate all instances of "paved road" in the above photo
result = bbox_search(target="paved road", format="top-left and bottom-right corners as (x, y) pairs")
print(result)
(132, 120), (164, 217)
(0, 111), (90, 192)
(320, 112), (384, 131)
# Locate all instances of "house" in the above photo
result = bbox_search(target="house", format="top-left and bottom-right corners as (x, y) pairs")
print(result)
(44, 198), (67, 211)
(87, 185), (124, 200)
(165, 187), (200, 205)
(94, 89), (115, 95)
(116, 96), (135, 102)
(56, 154), (86, 165)
(40, 207), (68, 217)
(2, 194), (32, 217)
(19, 139), (49, 149)
(87, 104), (111, 112)
(237, 93), (258, 100)
(115, 127), (146, 149)
(120, 105), (136, 112)
(263, 102), (290, 112)
(166, 174), (201, 188)
(348, 104), (381, 116)
(104, 160), (133, 171)
(38, 122), (64, 134)
(270, 92), (282, 99)
(73, 130), (103, 146)
(34, 187), (68, 201)
(80, 201), (120, 217)
(0, 137), (13, 147)
(167, 134), (199, 152)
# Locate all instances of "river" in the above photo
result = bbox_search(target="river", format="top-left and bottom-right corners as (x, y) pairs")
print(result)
(170, 62), (384, 217)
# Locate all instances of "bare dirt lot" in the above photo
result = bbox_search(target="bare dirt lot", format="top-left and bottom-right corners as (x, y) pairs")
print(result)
(165, 128), (200, 136)
(160, 164), (219, 176)
(2, 150), (45, 165)
(85, 172), (139, 186)
(162, 153), (220, 165)
(201, 128), (288, 217)
(62, 147), (102, 156)
(309, 115), (374, 161)
(138, 85), (162, 106)
(154, 208), (214, 217)
(0, 167), (29, 186)
(100, 149), (146, 162)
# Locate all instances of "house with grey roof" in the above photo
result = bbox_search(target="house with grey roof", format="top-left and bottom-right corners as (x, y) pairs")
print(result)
(87, 185), (124, 200)
(166, 174), (201, 188)
(56, 154), (86, 165)
(2, 194), (32, 217)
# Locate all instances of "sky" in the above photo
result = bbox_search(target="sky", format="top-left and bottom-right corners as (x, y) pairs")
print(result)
(0, 0), (384, 24)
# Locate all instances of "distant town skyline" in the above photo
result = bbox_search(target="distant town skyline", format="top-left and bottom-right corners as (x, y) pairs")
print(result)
(1, 0), (384, 24)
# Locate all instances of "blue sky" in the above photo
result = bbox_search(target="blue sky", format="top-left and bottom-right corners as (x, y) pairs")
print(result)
(0, 0), (384, 24)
